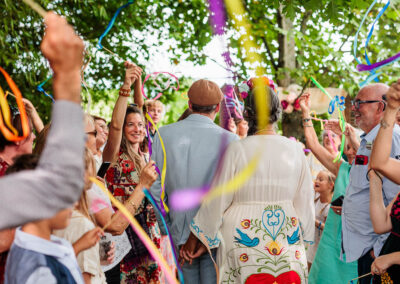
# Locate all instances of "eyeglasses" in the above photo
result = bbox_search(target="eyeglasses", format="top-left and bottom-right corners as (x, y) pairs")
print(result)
(351, 100), (385, 109)
(86, 130), (97, 137)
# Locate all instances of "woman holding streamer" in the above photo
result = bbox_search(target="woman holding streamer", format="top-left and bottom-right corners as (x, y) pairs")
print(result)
(103, 61), (162, 283)
(298, 93), (359, 283)
(182, 82), (314, 283)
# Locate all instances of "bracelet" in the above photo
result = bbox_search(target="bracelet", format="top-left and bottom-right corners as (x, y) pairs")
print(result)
(119, 88), (131, 97)
(302, 118), (312, 123)
(366, 168), (383, 184)
(317, 221), (321, 230)
(128, 199), (138, 214)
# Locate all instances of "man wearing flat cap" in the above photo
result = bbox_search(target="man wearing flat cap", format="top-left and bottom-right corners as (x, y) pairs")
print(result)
(150, 79), (239, 283)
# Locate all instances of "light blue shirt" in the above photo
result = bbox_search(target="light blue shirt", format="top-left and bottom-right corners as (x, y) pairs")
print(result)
(149, 114), (239, 246)
(6, 228), (84, 284)
(342, 124), (400, 262)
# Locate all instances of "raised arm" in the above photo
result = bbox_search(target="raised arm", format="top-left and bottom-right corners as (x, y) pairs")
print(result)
(370, 79), (400, 183)
(0, 12), (85, 229)
(299, 94), (340, 175)
(102, 62), (142, 162)
(133, 73), (144, 108)
(368, 169), (394, 234)
(23, 98), (44, 133)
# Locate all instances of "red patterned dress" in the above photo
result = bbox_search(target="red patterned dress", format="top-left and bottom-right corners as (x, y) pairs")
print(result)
(106, 150), (162, 284)
(0, 158), (9, 284)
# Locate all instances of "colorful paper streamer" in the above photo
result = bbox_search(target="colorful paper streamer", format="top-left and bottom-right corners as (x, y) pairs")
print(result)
(141, 72), (179, 100)
(309, 77), (345, 163)
(89, 177), (178, 284)
(224, 0), (269, 130)
(37, 76), (55, 102)
(328, 96), (345, 115)
(97, 1), (134, 50)
(0, 67), (30, 142)
(145, 113), (169, 215)
(170, 151), (261, 211)
(143, 189), (184, 284)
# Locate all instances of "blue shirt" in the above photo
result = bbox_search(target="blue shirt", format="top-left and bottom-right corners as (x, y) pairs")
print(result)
(149, 114), (239, 246)
(5, 228), (83, 284)
(342, 124), (400, 262)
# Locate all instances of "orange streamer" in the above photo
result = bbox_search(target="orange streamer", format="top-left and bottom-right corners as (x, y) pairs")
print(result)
(0, 67), (30, 141)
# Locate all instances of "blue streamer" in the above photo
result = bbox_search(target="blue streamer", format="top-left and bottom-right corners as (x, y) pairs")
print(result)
(143, 189), (185, 284)
(328, 96), (345, 115)
(97, 1), (134, 49)
(36, 76), (55, 102)
(359, 72), (383, 88)
(363, 0), (390, 82)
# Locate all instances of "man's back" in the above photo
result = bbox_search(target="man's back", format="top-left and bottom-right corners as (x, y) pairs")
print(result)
(150, 114), (238, 245)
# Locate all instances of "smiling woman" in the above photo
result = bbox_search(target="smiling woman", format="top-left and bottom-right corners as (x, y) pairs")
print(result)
(101, 62), (163, 283)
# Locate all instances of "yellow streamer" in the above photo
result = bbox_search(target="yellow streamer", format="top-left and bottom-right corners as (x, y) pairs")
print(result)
(203, 151), (261, 203)
(145, 113), (169, 213)
(224, 0), (269, 130)
(0, 86), (19, 136)
(89, 177), (178, 284)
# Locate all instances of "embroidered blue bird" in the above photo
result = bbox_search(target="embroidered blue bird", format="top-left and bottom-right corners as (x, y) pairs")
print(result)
(287, 226), (300, 244)
(234, 228), (259, 247)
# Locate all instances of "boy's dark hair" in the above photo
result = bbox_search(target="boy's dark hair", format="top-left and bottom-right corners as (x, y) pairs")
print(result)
(5, 154), (39, 175)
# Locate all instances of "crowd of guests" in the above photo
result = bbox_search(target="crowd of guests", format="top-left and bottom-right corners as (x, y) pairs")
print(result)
(2, 11), (400, 284)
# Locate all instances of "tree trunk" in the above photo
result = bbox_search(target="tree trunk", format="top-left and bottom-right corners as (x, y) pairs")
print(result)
(277, 6), (304, 141)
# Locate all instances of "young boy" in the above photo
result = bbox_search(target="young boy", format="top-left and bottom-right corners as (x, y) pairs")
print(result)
(144, 100), (165, 142)
(5, 154), (101, 284)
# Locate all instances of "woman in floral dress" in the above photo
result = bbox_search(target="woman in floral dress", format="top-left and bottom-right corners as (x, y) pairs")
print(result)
(104, 61), (162, 283)
(183, 82), (315, 283)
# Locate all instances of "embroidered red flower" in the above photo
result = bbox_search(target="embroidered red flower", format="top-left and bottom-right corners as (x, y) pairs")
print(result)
(295, 250), (301, 260)
(121, 160), (135, 174)
(113, 187), (125, 196)
(241, 219), (251, 229)
(291, 217), (298, 227)
(239, 253), (249, 262)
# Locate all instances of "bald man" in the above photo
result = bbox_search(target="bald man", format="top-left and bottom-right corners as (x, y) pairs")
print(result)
(341, 83), (400, 283)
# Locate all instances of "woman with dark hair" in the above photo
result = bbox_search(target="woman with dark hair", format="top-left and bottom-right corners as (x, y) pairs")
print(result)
(0, 111), (36, 283)
(102, 61), (161, 283)
(182, 82), (315, 283)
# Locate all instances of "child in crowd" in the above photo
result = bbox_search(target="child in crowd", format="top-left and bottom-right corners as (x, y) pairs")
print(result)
(143, 100), (165, 142)
(307, 170), (336, 268)
(5, 154), (102, 284)
(54, 149), (109, 284)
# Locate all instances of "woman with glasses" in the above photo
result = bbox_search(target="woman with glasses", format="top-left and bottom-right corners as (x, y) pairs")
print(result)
(102, 61), (162, 284)
(298, 93), (359, 283)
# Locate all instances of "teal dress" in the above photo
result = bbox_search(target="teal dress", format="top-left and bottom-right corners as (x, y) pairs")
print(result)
(309, 162), (358, 283)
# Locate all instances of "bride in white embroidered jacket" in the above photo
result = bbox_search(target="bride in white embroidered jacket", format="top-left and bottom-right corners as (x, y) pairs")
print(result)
(185, 81), (315, 284)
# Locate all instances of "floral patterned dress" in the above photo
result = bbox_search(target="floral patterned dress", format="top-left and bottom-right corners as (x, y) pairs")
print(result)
(106, 150), (162, 284)
(373, 193), (400, 284)
(190, 136), (315, 283)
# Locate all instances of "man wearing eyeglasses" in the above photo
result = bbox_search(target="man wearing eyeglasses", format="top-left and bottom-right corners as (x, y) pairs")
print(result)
(341, 83), (400, 283)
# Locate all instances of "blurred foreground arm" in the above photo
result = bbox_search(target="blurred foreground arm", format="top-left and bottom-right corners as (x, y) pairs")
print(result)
(0, 12), (85, 229)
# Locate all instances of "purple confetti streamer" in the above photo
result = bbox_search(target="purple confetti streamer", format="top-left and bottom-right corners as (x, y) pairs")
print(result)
(209, 0), (226, 35)
(357, 51), (400, 72)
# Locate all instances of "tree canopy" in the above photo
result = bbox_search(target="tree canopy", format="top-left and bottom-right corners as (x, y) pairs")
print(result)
(1, 0), (400, 123)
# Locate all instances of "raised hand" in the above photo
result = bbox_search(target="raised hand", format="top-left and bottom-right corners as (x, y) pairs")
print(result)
(227, 118), (237, 134)
(41, 12), (84, 103)
(386, 78), (400, 110)
(298, 93), (311, 113)
(139, 160), (158, 189)
(122, 61), (142, 89)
